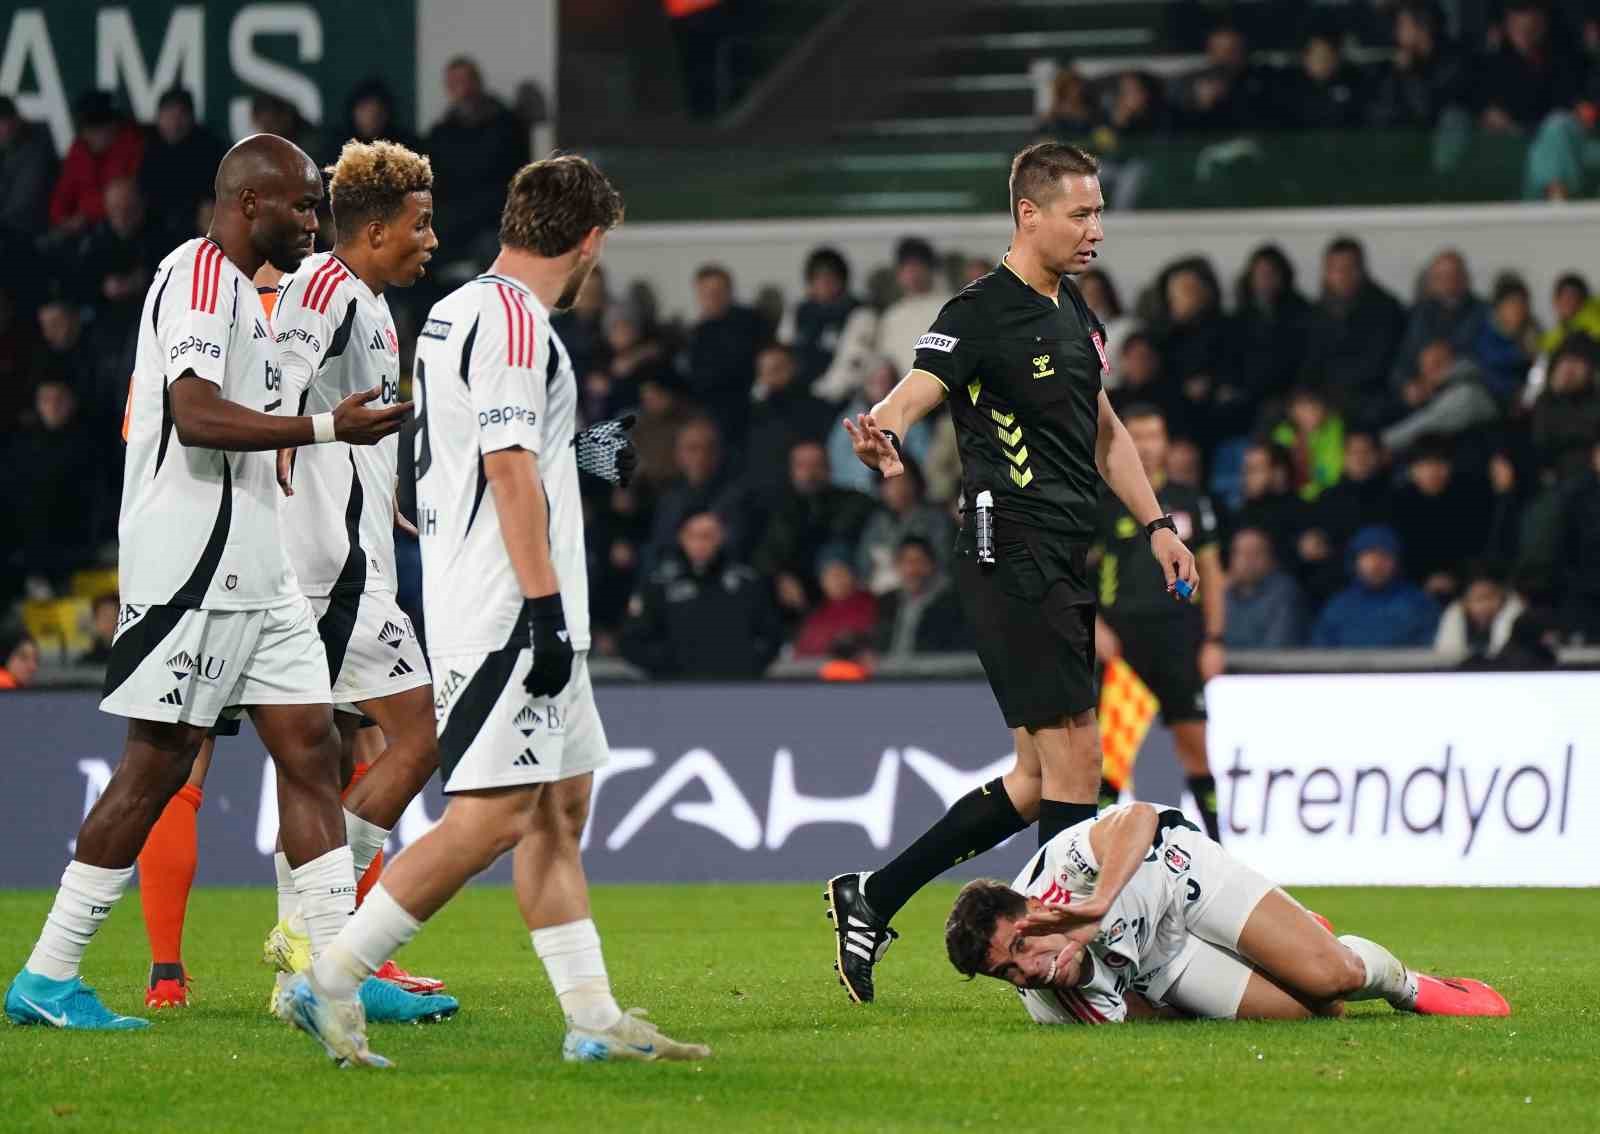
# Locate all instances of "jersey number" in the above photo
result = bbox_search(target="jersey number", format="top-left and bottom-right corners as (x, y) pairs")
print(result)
(413, 357), (432, 480)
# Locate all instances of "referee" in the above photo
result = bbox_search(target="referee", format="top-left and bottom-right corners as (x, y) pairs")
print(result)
(825, 142), (1196, 1004)
(1093, 404), (1226, 842)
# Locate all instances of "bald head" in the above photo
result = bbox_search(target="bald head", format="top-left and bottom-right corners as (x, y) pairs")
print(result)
(212, 133), (323, 274)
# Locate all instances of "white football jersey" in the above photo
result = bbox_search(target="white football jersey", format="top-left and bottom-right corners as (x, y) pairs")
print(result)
(273, 253), (403, 596)
(118, 238), (297, 610)
(1011, 805), (1196, 1024)
(411, 273), (589, 656)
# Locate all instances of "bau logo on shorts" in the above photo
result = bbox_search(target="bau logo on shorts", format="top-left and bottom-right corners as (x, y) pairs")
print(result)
(166, 650), (226, 683)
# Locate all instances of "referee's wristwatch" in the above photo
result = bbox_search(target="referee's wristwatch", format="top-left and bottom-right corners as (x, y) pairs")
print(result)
(1145, 514), (1178, 539)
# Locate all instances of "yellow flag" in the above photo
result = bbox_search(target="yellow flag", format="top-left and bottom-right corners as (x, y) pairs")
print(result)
(1099, 657), (1159, 793)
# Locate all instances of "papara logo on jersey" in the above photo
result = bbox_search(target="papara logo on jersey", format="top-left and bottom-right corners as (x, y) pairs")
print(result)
(170, 336), (221, 362)
(915, 333), (958, 353)
(276, 327), (321, 353)
(479, 405), (535, 428)
(166, 650), (226, 683)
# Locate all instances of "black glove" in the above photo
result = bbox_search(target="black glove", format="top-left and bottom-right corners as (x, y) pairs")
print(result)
(521, 594), (574, 698)
(573, 414), (638, 487)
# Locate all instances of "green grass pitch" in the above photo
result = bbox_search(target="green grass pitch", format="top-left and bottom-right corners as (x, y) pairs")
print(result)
(0, 884), (1594, 1132)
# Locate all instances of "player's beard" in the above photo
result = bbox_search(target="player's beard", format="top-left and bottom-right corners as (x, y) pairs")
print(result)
(553, 256), (595, 312)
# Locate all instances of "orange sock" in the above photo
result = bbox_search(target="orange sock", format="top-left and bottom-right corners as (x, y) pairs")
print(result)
(343, 762), (371, 797)
(139, 784), (203, 968)
(356, 850), (384, 907)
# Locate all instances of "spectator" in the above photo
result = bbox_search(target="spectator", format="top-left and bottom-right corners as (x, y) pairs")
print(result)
(1165, 436), (1205, 490)
(856, 457), (956, 593)
(1036, 66), (1101, 137)
(629, 372), (692, 491)
(1535, 272), (1600, 361)
(621, 511), (782, 678)
(681, 263), (769, 442)
(1462, 606), (1563, 669)
(31, 298), (94, 397)
(0, 95), (57, 238)
(780, 246), (860, 390)
(9, 379), (103, 591)
(1269, 386), (1344, 500)
(554, 265), (610, 396)
(1300, 237), (1407, 422)
(1230, 441), (1310, 569)
(1311, 524), (1440, 647)
(49, 91), (144, 235)
(336, 78), (419, 156)
(1553, 441), (1600, 642)
(1076, 268), (1133, 364)
(1223, 527), (1307, 648)
(1434, 562), (1525, 658)
(754, 440), (876, 620)
(1231, 244), (1311, 405)
(1391, 249), (1488, 390)
(832, 357), (934, 494)
(1312, 429), (1395, 555)
(1281, 27), (1366, 129)
(1178, 22), (1273, 132)
(1368, 2), (1468, 128)
(247, 92), (319, 162)
(1476, 0), (1585, 134)
(1107, 331), (1180, 422)
(1106, 70), (1171, 138)
(0, 287), (37, 429)
(793, 547), (879, 658)
(80, 593), (120, 665)
(1153, 259), (1233, 445)
(1381, 338), (1499, 456)
(588, 298), (669, 423)
(646, 416), (754, 566)
(875, 536), (973, 657)
(1530, 337), (1600, 480)
(743, 343), (834, 503)
(876, 237), (949, 376)
(137, 87), (225, 246)
(426, 56), (531, 270)
(77, 177), (162, 311)
(0, 628), (40, 689)
(1390, 437), (1493, 597)
(1472, 273), (1541, 400)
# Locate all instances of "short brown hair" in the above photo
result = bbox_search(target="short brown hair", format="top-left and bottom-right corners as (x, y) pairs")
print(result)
(945, 879), (1028, 978)
(326, 140), (433, 231)
(1009, 142), (1099, 225)
(500, 154), (624, 257)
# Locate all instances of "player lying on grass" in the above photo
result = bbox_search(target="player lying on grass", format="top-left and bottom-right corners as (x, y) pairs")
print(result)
(944, 802), (1510, 1023)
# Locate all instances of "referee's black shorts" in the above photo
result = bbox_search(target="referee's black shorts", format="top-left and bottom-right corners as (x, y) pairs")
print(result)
(1107, 611), (1207, 725)
(954, 519), (1096, 730)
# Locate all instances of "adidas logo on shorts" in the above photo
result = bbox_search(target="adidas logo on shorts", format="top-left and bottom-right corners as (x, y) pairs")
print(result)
(514, 706), (540, 737)
(379, 621), (406, 649)
(160, 688), (183, 706)
(513, 749), (539, 768)
(389, 658), (414, 678)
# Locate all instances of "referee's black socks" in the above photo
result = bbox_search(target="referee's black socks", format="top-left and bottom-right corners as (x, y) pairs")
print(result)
(862, 777), (1027, 922)
(1037, 800), (1098, 845)
(1186, 775), (1222, 843)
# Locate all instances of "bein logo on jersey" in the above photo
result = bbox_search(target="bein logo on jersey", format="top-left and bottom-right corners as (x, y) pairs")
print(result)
(478, 405), (534, 428)
(166, 650), (226, 683)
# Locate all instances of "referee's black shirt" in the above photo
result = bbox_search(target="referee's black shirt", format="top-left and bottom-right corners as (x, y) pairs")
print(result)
(911, 260), (1109, 539)
(1096, 480), (1220, 620)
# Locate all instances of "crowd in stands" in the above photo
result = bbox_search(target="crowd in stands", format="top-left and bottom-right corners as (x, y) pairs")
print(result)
(1036, 1), (1600, 200)
(3, 49), (1599, 682)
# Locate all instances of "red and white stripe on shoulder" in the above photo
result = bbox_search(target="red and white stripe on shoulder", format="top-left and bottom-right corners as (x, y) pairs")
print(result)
(495, 283), (538, 368)
(190, 239), (224, 314)
(301, 257), (349, 315)
(1051, 987), (1110, 1025)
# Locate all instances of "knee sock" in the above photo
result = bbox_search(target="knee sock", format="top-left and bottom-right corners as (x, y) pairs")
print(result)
(138, 784), (202, 970)
(1339, 934), (1418, 1006)
(343, 808), (389, 882)
(862, 778), (1027, 921)
(1186, 774), (1221, 842)
(26, 861), (137, 981)
(532, 918), (623, 1032)
(273, 851), (300, 925)
(1038, 799), (1098, 845)
(356, 851), (385, 907)
(312, 883), (421, 1000)
(290, 846), (356, 961)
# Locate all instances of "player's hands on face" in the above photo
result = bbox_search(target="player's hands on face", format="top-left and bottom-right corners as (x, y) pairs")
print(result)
(522, 594), (574, 699)
(842, 412), (904, 478)
(276, 448), (296, 496)
(333, 384), (413, 445)
(1150, 528), (1198, 599)
(1015, 898), (1107, 940)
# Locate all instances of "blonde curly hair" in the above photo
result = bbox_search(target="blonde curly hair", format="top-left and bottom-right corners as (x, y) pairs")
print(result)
(325, 139), (433, 232)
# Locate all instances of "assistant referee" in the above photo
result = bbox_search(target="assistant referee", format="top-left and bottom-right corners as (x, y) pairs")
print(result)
(824, 142), (1197, 1005)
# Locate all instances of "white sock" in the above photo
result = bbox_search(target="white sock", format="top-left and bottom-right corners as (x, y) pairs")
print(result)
(290, 846), (356, 961)
(26, 862), (136, 982)
(532, 918), (622, 1031)
(311, 883), (421, 1000)
(343, 809), (390, 878)
(1339, 934), (1418, 1007)
(273, 852), (298, 924)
